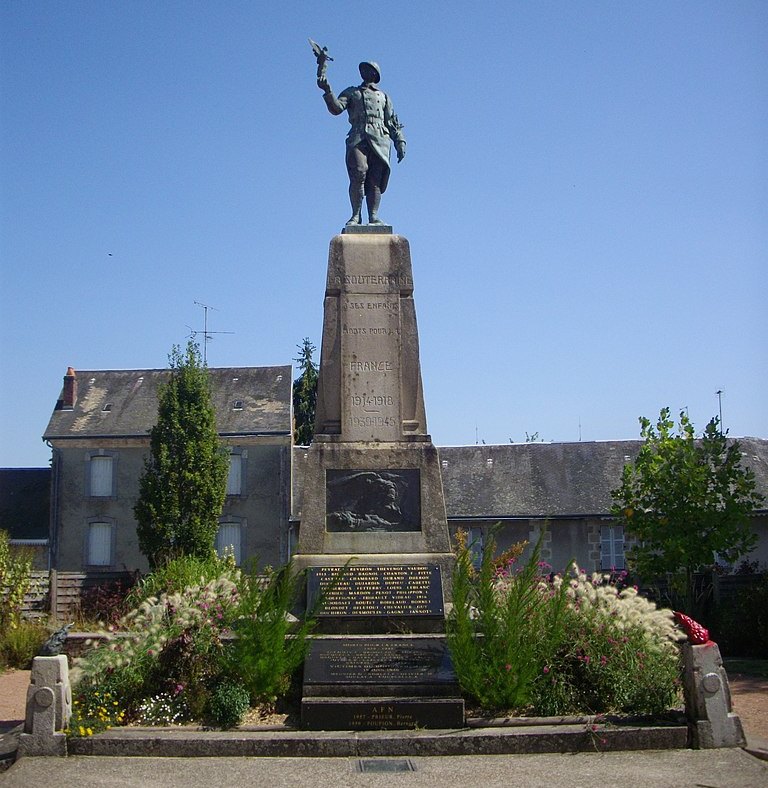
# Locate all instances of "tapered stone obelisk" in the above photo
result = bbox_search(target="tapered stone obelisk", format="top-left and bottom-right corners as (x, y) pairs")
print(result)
(294, 232), (454, 588)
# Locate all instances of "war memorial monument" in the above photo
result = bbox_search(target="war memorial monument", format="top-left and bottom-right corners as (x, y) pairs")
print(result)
(293, 43), (463, 730)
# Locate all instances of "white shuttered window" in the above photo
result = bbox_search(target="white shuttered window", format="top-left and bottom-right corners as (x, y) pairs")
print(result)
(226, 454), (242, 496)
(600, 525), (625, 571)
(88, 521), (112, 566)
(90, 456), (113, 496)
(217, 522), (242, 565)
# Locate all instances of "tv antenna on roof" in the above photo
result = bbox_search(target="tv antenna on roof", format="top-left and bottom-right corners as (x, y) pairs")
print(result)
(188, 301), (234, 364)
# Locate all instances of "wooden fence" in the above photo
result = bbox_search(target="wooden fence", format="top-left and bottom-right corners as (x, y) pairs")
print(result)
(6, 570), (133, 622)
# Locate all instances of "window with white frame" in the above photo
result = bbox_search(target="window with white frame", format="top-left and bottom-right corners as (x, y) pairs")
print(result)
(88, 453), (114, 497)
(600, 524), (625, 571)
(217, 520), (242, 565)
(87, 520), (113, 566)
(468, 526), (484, 569)
(226, 451), (245, 496)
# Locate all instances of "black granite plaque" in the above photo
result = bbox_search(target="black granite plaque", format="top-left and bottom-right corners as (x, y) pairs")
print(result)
(325, 469), (420, 532)
(301, 697), (465, 730)
(303, 637), (456, 687)
(307, 564), (444, 619)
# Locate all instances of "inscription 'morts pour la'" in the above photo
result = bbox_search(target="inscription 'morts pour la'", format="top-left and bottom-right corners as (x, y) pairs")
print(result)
(307, 564), (444, 618)
(326, 469), (420, 533)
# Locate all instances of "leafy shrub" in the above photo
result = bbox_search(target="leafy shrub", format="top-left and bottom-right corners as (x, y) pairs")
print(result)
(74, 574), (240, 721)
(72, 560), (321, 729)
(0, 619), (48, 668)
(448, 528), (684, 715)
(206, 681), (250, 729)
(0, 530), (34, 632)
(533, 573), (682, 716)
(78, 577), (135, 628)
(126, 554), (237, 607)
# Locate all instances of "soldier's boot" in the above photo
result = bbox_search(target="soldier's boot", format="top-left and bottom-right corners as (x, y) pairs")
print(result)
(347, 181), (364, 225)
(367, 187), (384, 225)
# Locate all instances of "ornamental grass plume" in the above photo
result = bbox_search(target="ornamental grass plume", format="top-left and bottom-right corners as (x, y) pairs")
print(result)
(448, 527), (685, 717)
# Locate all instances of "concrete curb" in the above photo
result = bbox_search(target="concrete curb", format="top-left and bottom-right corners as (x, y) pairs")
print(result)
(67, 723), (688, 758)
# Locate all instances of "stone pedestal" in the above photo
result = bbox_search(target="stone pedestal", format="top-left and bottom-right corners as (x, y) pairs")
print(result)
(682, 642), (745, 749)
(295, 233), (453, 583)
(18, 655), (71, 757)
(295, 232), (461, 730)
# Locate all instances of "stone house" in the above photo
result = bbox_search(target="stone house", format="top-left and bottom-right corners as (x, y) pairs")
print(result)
(42, 365), (293, 574)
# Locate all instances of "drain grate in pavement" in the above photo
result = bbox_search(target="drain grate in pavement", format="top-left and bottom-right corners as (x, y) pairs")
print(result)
(356, 758), (416, 773)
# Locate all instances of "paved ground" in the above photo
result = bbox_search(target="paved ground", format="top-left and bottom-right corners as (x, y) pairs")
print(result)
(2, 667), (767, 786)
(2, 750), (768, 787)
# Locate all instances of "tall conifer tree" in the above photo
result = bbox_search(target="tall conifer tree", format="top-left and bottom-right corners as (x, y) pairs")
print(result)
(292, 338), (318, 446)
(135, 342), (228, 568)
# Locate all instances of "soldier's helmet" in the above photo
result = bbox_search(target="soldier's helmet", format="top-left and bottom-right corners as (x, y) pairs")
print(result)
(358, 61), (381, 83)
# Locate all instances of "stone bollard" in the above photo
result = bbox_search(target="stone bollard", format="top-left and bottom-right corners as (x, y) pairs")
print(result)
(681, 641), (745, 749)
(18, 655), (72, 757)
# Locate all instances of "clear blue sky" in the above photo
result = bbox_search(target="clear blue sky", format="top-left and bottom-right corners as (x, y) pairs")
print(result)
(1, 1), (766, 467)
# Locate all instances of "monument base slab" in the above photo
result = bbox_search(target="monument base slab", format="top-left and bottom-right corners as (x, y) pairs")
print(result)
(301, 697), (465, 731)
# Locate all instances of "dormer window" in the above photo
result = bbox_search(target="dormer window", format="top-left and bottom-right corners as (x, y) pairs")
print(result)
(102, 403), (112, 412)
(233, 400), (243, 410)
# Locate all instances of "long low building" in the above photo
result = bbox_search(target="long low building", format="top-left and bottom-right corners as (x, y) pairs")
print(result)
(2, 365), (765, 578)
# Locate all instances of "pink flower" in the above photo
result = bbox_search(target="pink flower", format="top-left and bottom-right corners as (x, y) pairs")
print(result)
(505, 663), (512, 672)
(543, 666), (550, 674)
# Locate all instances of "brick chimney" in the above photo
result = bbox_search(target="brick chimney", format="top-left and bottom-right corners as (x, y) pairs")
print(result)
(62, 367), (77, 410)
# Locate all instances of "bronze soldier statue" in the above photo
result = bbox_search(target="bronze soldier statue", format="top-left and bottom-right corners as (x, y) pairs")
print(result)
(311, 41), (406, 226)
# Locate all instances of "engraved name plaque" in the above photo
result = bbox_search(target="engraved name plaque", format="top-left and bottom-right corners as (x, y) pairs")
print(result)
(307, 564), (444, 619)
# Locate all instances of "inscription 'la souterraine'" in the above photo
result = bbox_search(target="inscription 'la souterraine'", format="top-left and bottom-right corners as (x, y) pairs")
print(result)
(332, 274), (412, 287)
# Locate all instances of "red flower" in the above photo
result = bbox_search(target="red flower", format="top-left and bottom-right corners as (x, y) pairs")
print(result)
(673, 612), (710, 645)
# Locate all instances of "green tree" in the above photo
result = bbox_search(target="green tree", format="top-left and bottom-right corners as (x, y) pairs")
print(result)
(135, 342), (228, 568)
(292, 337), (318, 446)
(611, 408), (763, 612)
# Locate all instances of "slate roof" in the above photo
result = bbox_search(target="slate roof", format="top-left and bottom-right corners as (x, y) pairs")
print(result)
(440, 437), (768, 518)
(292, 438), (768, 519)
(43, 366), (293, 440)
(0, 468), (51, 540)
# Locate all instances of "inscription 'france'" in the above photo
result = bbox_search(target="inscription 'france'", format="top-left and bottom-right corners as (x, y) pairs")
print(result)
(349, 360), (393, 372)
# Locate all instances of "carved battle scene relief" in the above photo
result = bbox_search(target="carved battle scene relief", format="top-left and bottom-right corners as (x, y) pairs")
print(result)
(325, 469), (420, 532)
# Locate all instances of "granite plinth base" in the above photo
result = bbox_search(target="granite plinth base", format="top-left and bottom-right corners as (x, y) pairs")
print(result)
(341, 224), (393, 234)
(301, 696), (465, 731)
